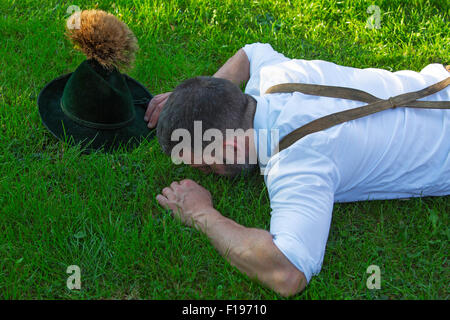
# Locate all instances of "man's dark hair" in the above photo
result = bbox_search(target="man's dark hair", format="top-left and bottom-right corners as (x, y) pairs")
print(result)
(156, 76), (254, 155)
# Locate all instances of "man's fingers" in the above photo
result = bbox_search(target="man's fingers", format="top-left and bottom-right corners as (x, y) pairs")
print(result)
(144, 100), (156, 122)
(156, 194), (169, 209)
(148, 103), (163, 128)
(156, 194), (179, 213)
(147, 93), (171, 128)
(162, 187), (176, 200)
(170, 181), (180, 190)
(144, 94), (166, 121)
(156, 194), (182, 219)
(180, 179), (196, 187)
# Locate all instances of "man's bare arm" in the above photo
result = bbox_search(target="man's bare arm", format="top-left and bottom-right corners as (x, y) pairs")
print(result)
(213, 48), (250, 87)
(156, 179), (307, 297)
(145, 48), (250, 127)
(195, 207), (307, 296)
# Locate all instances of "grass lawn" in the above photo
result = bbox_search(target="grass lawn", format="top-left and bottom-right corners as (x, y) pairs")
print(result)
(0, 0), (449, 299)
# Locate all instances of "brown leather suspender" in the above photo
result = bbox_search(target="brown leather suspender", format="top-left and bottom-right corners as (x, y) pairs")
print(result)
(265, 76), (450, 154)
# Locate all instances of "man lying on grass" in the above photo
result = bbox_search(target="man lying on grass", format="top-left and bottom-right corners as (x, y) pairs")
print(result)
(144, 43), (450, 296)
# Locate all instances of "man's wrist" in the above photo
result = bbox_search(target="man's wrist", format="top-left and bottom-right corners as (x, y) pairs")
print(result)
(192, 207), (223, 233)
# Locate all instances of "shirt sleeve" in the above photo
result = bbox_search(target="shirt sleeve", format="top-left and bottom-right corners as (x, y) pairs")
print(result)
(264, 145), (340, 283)
(242, 43), (289, 96)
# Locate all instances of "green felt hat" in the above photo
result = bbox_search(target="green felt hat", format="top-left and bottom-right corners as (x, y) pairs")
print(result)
(38, 59), (154, 152)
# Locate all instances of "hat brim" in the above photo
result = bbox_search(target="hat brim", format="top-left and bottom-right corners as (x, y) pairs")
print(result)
(38, 72), (154, 152)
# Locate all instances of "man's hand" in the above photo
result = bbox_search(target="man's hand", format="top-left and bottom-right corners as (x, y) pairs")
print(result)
(145, 48), (250, 128)
(144, 92), (172, 128)
(156, 179), (307, 297)
(156, 179), (215, 229)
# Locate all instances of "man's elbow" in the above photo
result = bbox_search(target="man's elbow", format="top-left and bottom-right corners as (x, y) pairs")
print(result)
(271, 267), (307, 297)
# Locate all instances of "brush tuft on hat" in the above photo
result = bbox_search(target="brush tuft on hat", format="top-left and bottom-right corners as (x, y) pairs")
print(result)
(66, 10), (138, 71)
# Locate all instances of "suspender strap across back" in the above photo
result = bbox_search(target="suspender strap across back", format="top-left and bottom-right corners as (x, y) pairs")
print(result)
(265, 76), (450, 154)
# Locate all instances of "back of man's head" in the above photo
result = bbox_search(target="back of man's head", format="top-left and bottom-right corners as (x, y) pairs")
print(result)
(156, 76), (252, 155)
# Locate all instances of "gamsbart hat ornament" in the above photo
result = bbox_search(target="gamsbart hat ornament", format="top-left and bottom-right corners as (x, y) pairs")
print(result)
(38, 10), (153, 152)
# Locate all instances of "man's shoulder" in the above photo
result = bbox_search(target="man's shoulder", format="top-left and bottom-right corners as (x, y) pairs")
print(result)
(242, 42), (276, 59)
(263, 140), (340, 184)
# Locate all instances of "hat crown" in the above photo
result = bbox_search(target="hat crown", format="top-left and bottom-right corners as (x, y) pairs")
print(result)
(61, 60), (135, 129)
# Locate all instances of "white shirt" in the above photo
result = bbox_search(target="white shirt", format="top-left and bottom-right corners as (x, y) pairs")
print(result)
(242, 43), (450, 282)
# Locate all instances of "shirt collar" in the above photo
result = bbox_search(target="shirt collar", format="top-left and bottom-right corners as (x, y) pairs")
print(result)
(251, 95), (274, 170)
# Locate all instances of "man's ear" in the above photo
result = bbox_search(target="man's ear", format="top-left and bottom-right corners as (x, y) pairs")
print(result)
(223, 136), (246, 164)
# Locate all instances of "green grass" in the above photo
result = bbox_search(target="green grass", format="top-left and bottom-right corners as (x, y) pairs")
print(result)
(0, 0), (449, 299)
